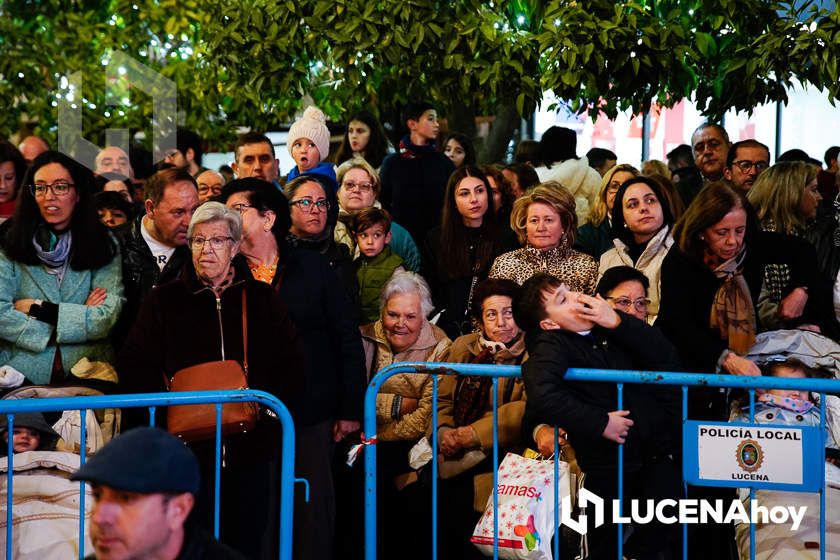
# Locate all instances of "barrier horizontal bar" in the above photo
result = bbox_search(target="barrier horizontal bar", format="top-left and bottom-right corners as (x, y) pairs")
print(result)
(369, 361), (840, 392)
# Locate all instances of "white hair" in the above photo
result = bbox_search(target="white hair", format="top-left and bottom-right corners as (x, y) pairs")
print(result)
(188, 201), (242, 241)
(380, 271), (434, 318)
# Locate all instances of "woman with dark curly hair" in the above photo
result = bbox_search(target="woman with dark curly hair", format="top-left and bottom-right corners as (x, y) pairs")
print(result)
(598, 176), (675, 323)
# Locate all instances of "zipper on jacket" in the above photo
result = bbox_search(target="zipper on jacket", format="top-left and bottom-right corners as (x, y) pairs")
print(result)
(216, 296), (225, 361)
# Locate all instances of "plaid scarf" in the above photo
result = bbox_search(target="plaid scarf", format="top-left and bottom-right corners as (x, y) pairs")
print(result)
(452, 334), (525, 427)
(709, 248), (756, 355)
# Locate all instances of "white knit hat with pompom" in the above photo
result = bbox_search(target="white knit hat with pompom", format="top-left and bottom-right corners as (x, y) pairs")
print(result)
(287, 106), (330, 160)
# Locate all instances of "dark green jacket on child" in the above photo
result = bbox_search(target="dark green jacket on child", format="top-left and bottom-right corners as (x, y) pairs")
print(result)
(356, 247), (404, 324)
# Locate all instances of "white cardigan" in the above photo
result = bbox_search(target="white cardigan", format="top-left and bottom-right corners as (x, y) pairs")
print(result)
(598, 225), (674, 324)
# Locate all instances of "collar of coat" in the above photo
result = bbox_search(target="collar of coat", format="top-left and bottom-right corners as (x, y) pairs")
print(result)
(610, 224), (674, 269)
(363, 319), (447, 359)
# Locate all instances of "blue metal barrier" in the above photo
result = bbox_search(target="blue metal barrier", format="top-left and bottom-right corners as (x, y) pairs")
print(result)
(364, 362), (840, 560)
(0, 389), (296, 560)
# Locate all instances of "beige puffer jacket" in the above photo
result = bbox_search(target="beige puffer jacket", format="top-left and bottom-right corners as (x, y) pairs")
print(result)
(360, 320), (451, 441)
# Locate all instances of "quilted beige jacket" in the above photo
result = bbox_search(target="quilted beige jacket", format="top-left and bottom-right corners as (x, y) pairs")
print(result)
(360, 320), (451, 441)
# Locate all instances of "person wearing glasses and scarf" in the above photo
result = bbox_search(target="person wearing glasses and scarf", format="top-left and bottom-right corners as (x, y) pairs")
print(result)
(0, 151), (123, 385)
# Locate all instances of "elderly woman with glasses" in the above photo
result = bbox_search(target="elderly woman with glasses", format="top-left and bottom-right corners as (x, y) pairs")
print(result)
(596, 265), (651, 322)
(217, 178), (365, 560)
(0, 151), (124, 385)
(334, 157), (421, 271)
(117, 201), (306, 558)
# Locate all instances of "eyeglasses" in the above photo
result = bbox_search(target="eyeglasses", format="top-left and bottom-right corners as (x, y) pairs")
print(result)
(606, 296), (650, 312)
(30, 181), (74, 197)
(188, 236), (233, 251)
(198, 184), (223, 196)
(230, 203), (254, 214)
(343, 181), (374, 193)
(290, 199), (330, 213)
(732, 160), (769, 173)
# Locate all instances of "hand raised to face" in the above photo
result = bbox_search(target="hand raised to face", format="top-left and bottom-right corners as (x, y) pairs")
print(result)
(574, 293), (621, 329)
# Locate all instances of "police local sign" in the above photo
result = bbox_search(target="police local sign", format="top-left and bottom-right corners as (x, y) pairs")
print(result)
(683, 421), (823, 492)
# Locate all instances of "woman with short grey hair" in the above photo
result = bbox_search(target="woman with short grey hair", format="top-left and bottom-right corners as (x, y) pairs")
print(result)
(118, 202), (306, 558)
(187, 201), (242, 242)
(357, 270), (450, 557)
(362, 270), (450, 441)
(379, 269), (434, 318)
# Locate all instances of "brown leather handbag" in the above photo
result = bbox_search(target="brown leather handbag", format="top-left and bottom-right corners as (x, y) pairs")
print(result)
(165, 290), (258, 442)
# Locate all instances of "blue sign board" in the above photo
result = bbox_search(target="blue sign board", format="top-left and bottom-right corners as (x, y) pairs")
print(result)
(683, 420), (824, 492)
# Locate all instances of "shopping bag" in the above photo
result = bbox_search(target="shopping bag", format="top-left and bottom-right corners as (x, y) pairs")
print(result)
(471, 452), (571, 559)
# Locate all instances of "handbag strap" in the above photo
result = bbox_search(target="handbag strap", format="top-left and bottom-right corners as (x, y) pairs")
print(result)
(241, 289), (248, 378)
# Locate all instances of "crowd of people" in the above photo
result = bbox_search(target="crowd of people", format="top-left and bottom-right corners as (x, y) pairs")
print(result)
(0, 107), (838, 560)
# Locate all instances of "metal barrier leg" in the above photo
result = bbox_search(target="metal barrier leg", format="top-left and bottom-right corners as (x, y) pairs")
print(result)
(78, 409), (88, 560)
(617, 383), (624, 560)
(214, 403), (223, 540)
(5, 414), (13, 560)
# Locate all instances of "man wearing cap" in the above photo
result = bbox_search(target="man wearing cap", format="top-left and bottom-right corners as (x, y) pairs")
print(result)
(73, 427), (244, 560)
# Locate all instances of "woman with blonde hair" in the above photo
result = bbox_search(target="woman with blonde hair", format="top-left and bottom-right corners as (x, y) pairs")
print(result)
(746, 161), (823, 328)
(747, 160), (821, 236)
(575, 164), (638, 258)
(489, 182), (597, 292)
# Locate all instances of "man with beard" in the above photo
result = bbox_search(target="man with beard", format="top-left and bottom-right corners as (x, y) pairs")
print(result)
(723, 139), (771, 192)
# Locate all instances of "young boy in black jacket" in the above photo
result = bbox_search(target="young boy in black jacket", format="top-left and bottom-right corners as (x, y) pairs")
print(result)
(514, 273), (682, 560)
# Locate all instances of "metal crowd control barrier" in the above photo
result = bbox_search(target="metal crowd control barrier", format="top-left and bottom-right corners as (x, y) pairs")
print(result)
(364, 362), (839, 560)
(0, 389), (296, 560)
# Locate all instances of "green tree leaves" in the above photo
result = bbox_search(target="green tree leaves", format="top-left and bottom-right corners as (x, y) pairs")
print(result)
(1, 0), (838, 147)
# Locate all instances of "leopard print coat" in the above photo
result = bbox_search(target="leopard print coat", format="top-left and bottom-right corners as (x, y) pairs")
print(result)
(488, 245), (598, 294)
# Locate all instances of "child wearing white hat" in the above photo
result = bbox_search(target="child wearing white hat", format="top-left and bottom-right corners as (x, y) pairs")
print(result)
(286, 106), (338, 189)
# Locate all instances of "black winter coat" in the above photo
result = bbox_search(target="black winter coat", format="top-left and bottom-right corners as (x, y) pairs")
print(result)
(522, 315), (681, 472)
(242, 240), (366, 426)
(116, 262), (306, 463)
(379, 150), (455, 245)
(114, 215), (190, 349)
(656, 230), (819, 375)
(422, 224), (519, 339)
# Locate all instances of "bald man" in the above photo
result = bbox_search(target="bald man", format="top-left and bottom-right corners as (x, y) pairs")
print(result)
(18, 136), (49, 165)
(95, 146), (134, 178)
(195, 169), (225, 203)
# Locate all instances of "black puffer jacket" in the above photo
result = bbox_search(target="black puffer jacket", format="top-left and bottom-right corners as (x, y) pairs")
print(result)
(113, 215), (190, 349)
(522, 315), (681, 472)
(379, 141), (455, 246)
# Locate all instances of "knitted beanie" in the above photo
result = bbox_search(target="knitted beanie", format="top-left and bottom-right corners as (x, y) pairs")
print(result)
(287, 106), (330, 161)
